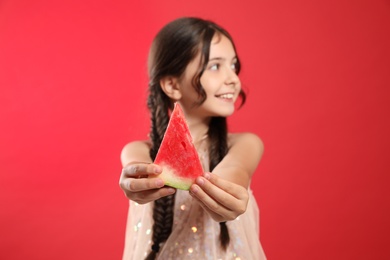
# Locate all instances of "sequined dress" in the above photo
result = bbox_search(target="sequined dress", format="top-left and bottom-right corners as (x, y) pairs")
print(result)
(123, 189), (266, 260)
(122, 139), (267, 259)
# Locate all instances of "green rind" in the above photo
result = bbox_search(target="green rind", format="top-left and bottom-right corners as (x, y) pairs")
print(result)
(164, 180), (192, 191)
(159, 164), (196, 191)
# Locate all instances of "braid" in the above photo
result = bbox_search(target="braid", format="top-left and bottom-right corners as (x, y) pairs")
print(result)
(145, 83), (176, 260)
(208, 117), (230, 250)
(147, 86), (171, 159)
(145, 195), (175, 260)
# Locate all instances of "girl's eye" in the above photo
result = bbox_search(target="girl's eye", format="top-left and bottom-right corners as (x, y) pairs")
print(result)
(231, 63), (238, 71)
(209, 64), (219, 71)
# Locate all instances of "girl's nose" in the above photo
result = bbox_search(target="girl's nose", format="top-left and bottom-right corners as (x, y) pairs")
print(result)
(225, 67), (240, 86)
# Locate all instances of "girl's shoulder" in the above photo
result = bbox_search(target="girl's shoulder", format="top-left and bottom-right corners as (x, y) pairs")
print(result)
(228, 132), (264, 150)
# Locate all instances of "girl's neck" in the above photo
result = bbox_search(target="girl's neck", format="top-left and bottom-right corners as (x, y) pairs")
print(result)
(177, 101), (211, 143)
(185, 116), (210, 144)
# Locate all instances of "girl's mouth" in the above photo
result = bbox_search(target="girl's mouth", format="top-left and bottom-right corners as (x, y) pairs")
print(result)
(216, 93), (234, 99)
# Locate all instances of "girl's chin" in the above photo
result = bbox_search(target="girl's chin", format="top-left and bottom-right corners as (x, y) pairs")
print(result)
(210, 108), (236, 118)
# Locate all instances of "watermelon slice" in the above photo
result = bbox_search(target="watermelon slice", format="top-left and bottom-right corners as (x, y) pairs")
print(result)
(153, 103), (204, 190)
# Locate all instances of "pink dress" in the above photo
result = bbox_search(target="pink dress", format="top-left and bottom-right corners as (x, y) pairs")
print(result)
(122, 189), (266, 260)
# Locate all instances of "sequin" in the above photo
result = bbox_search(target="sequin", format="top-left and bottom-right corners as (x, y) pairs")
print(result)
(146, 229), (151, 235)
(191, 226), (197, 233)
(134, 221), (142, 232)
(188, 248), (193, 254)
(180, 204), (186, 210)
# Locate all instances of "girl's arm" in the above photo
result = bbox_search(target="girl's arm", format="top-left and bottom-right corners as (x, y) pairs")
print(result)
(214, 132), (264, 187)
(189, 132), (264, 222)
(119, 141), (176, 204)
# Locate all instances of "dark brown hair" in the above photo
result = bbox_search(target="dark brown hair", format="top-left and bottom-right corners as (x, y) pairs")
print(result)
(145, 17), (246, 259)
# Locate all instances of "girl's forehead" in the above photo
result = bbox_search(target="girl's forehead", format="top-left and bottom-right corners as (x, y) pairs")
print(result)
(209, 35), (236, 58)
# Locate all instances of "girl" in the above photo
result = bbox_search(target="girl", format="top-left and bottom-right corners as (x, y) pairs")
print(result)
(119, 17), (266, 260)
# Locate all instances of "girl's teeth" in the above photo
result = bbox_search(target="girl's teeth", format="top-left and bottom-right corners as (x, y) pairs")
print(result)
(218, 94), (234, 99)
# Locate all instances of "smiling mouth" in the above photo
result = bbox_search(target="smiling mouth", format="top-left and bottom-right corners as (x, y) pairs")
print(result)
(216, 93), (234, 99)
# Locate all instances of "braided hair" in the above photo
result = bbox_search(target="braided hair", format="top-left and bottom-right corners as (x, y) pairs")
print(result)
(145, 17), (246, 259)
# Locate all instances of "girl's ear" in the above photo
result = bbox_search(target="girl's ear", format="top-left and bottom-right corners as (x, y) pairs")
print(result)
(160, 76), (182, 100)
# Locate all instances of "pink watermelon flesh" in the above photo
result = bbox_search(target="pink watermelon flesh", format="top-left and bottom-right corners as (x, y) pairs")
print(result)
(153, 103), (204, 190)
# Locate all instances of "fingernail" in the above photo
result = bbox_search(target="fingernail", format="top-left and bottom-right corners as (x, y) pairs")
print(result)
(190, 185), (198, 194)
(204, 172), (211, 180)
(156, 179), (164, 187)
(155, 166), (162, 173)
(167, 188), (176, 194)
(196, 177), (204, 186)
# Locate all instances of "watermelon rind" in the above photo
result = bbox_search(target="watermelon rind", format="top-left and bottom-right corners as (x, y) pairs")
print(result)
(158, 164), (195, 190)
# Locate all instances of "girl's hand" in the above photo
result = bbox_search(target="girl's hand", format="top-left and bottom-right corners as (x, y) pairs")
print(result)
(119, 162), (176, 204)
(189, 172), (249, 222)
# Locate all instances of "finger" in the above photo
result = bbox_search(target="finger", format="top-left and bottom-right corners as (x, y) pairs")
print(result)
(203, 172), (247, 200)
(131, 187), (176, 204)
(190, 184), (235, 220)
(190, 193), (225, 222)
(122, 163), (162, 177)
(121, 177), (165, 193)
(194, 176), (241, 211)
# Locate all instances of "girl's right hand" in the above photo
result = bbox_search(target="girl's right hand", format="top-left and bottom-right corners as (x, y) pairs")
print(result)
(119, 162), (176, 204)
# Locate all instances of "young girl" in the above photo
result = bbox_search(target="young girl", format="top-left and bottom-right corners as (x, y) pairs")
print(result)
(119, 17), (266, 260)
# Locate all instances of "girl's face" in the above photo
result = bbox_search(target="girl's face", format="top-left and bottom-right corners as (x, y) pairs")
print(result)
(177, 34), (241, 119)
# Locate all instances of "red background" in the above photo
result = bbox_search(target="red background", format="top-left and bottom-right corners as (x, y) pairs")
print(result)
(1, 0), (389, 259)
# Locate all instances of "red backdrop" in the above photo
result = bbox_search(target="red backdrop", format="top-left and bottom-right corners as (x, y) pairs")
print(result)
(1, 0), (389, 259)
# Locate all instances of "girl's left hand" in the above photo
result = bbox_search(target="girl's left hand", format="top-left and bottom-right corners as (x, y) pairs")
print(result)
(189, 172), (249, 222)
